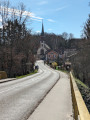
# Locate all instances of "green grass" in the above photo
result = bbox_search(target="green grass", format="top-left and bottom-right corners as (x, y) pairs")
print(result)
(57, 69), (69, 74)
(71, 72), (89, 89)
(16, 70), (37, 79)
(75, 78), (89, 89)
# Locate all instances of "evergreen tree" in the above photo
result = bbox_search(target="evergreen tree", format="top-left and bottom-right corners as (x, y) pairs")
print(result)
(83, 15), (90, 39)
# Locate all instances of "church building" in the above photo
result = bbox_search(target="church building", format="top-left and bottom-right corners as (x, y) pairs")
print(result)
(37, 21), (50, 60)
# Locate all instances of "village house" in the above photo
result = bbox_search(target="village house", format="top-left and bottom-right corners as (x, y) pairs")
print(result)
(46, 50), (59, 62)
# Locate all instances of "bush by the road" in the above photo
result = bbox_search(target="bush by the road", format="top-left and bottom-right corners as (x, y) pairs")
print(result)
(52, 62), (58, 69)
(0, 71), (7, 79)
(76, 78), (90, 112)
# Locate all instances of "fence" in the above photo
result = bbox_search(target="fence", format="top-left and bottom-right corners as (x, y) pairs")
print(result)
(70, 72), (90, 120)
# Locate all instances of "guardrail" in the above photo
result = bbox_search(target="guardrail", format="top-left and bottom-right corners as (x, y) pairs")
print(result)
(70, 72), (90, 120)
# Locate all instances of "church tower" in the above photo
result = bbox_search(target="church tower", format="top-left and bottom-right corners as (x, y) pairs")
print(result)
(41, 20), (44, 37)
(41, 20), (45, 43)
(37, 20), (50, 60)
(40, 20), (45, 59)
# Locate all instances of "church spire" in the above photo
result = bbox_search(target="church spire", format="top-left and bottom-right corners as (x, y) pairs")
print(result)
(41, 19), (44, 36)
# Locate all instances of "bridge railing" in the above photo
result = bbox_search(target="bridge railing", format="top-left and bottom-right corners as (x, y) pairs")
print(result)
(70, 72), (90, 120)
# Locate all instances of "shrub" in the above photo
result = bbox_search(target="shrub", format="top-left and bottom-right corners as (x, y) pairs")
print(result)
(0, 71), (7, 79)
(52, 62), (58, 69)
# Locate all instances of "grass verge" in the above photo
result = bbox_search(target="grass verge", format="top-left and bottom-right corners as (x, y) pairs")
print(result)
(75, 78), (89, 89)
(74, 77), (90, 112)
(57, 69), (69, 74)
(16, 70), (38, 79)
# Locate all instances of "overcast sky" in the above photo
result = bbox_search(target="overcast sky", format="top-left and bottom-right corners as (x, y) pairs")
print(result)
(2, 0), (90, 38)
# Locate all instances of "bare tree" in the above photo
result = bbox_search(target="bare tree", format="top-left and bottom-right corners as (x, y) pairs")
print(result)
(0, 0), (10, 26)
(71, 39), (90, 87)
(61, 32), (69, 40)
(69, 33), (74, 39)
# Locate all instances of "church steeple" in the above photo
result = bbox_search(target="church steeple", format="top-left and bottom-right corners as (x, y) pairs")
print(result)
(41, 20), (44, 37)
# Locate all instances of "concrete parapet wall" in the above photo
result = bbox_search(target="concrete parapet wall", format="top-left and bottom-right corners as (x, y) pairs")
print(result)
(70, 72), (90, 120)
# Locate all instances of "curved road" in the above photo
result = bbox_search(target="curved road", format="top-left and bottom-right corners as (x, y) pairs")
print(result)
(0, 60), (59, 120)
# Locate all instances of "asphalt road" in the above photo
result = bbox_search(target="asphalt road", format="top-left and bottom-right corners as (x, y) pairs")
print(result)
(0, 60), (60, 120)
